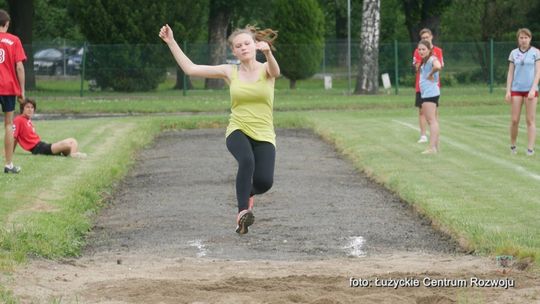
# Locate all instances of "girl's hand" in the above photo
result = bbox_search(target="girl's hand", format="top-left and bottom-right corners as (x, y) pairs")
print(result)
(505, 92), (511, 104)
(427, 74), (434, 81)
(527, 89), (536, 100)
(255, 41), (271, 55)
(159, 24), (174, 44)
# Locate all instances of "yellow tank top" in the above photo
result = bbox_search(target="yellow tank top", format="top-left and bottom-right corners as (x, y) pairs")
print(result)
(226, 64), (275, 146)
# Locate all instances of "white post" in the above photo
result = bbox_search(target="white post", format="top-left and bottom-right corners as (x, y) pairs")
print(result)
(381, 73), (391, 94)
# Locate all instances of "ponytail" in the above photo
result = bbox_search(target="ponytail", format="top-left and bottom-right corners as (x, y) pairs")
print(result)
(228, 25), (278, 51)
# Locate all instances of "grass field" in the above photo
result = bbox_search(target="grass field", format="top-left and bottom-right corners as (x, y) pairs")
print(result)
(0, 80), (538, 301)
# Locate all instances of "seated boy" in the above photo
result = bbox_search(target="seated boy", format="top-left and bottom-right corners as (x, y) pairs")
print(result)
(13, 98), (87, 158)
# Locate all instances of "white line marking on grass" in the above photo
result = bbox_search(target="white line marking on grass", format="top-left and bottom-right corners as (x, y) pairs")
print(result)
(343, 236), (366, 257)
(188, 239), (208, 257)
(393, 120), (540, 182)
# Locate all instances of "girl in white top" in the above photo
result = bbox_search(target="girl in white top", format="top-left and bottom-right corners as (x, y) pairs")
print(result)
(417, 40), (442, 154)
(505, 28), (540, 156)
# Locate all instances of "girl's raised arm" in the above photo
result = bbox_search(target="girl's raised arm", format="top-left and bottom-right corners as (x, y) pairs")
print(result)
(159, 24), (230, 80)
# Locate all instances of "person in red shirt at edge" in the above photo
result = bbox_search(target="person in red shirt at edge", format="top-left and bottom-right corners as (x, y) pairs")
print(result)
(14, 99), (87, 158)
(0, 9), (25, 173)
(413, 28), (444, 144)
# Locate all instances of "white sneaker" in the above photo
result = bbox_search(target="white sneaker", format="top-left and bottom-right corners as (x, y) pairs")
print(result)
(526, 149), (535, 156)
(417, 135), (428, 143)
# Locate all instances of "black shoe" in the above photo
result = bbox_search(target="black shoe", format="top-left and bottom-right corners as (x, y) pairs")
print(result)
(4, 165), (21, 174)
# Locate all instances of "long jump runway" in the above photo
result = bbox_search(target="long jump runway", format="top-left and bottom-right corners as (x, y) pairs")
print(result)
(86, 128), (457, 259)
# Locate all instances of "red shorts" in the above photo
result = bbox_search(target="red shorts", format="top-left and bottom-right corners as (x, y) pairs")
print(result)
(511, 91), (538, 97)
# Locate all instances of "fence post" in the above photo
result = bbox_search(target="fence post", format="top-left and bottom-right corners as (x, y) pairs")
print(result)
(394, 39), (399, 95)
(183, 41), (187, 96)
(80, 41), (87, 97)
(490, 38), (494, 94)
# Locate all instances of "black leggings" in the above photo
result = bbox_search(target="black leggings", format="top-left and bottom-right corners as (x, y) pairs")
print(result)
(226, 130), (275, 212)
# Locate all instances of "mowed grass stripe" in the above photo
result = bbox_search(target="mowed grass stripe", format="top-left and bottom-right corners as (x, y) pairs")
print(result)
(394, 119), (540, 182)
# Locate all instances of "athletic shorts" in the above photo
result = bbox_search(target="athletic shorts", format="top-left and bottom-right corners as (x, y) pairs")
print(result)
(0, 96), (16, 113)
(421, 95), (439, 107)
(31, 141), (53, 155)
(511, 91), (538, 97)
(415, 92), (422, 108)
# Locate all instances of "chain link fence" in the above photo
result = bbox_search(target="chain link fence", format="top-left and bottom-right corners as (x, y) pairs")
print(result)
(25, 39), (534, 95)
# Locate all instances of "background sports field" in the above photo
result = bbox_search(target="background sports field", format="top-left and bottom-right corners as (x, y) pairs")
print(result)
(0, 78), (538, 302)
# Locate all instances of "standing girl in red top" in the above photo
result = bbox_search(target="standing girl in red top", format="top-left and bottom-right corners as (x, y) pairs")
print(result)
(0, 9), (25, 173)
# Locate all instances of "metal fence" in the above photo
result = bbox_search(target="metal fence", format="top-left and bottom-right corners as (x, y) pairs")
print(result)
(25, 39), (533, 94)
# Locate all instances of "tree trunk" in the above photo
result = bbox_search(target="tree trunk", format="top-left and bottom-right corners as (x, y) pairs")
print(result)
(401, 0), (450, 44)
(205, 1), (231, 90)
(289, 79), (296, 89)
(174, 69), (193, 90)
(7, 0), (35, 90)
(355, 0), (380, 95)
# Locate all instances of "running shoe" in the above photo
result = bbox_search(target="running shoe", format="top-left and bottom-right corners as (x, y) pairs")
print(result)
(4, 165), (21, 174)
(526, 149), (535, 156)
(510, 146), (517, 155)
(417, 135), (428, 143)
(235, 209), (255, 234)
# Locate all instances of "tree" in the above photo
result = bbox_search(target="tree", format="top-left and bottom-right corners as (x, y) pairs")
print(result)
(440, 0), (536, 83)
(355, 0), (380, 94)
(401, 0), (452, 43)
(273, 0), (325, 89)
(69, 1), (210, 91)
(167, 0), (208, 90)
(204, 0), (240, 89)
(6, 0), (35, 90)
(33, 0), (83, 42)
(317, 0), (363, 66)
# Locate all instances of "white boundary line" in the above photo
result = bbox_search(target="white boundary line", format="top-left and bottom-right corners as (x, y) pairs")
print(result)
(392, 119), (540, 182)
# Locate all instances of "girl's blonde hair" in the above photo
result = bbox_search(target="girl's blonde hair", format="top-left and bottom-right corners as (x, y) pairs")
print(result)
(417, 40), (433, 71)
(228, 25), (278, 51)
(516, 28), (532, 40)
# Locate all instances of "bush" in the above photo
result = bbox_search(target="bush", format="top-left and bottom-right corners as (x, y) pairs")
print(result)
(68, 1), (177, 91)
(86, 44), (168, 92)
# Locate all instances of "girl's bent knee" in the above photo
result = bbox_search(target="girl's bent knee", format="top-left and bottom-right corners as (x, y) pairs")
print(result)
(253, 178), (273, 194)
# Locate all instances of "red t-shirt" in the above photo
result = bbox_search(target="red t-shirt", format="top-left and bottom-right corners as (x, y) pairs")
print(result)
(413, 46), (443, 92)
(0, 32), (27, 96)
(13, 115), (41, 151)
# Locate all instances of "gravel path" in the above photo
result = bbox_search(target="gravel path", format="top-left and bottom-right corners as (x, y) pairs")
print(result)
(86, 128), (458, 260)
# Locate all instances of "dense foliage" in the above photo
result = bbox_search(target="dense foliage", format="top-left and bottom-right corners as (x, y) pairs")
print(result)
(273, 0), (325, 89)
